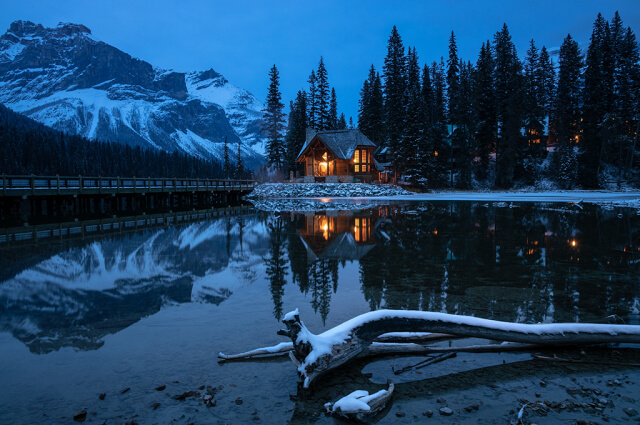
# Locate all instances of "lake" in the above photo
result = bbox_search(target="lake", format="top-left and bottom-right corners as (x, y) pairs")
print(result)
(1, 200), (639, 424)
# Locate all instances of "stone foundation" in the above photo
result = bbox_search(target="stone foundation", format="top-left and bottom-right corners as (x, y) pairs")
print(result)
(326, 175), (339, 183)
(338, 175), (354, 183)
(303, 176), (315, 183)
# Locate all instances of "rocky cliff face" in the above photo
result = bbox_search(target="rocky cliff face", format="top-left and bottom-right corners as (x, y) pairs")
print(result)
(0, 21), (265, 165)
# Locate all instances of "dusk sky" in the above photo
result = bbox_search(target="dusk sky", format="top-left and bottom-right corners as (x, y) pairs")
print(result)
(2, 0), (639, 121)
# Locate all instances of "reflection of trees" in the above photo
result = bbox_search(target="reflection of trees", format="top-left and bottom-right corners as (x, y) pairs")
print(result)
(264, 217), (288, 320)
(309, 259), (339, 324)
(283, 214), (340, 324)
(357, 203), (640, 324)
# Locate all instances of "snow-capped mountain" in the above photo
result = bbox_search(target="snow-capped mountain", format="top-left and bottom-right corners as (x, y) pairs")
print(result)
(0, 20), (266, 166)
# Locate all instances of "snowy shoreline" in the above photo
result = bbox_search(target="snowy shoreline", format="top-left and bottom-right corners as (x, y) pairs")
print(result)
(248, 183), (640, 205)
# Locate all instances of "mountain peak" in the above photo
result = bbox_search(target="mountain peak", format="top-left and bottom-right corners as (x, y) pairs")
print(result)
(56, 22), (92, 36)
(7, 20), (45, 38)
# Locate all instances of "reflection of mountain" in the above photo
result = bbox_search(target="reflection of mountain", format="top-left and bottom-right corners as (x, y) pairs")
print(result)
(0, 216), (268, 354)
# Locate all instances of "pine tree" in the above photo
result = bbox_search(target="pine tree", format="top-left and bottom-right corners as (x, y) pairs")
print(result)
(284, 90), (308, 175)
(403, 46), (423, 182)
(493, 24), (525, 188)
(329, 87), (338, 130)
(539, 45), (556, 142)
(555, 33), (583, 187)
(429, 60), (449, 187)
(474, 41), (497, 181)
(620, 26), (640, 177)
(524, 39), (544, 157)
(316, 57), (330, 130)
(307, 70), (318, 129)
(456, 60), (475, 188)
(262, 64), (286, 171)
(383, 25), (406, 168)
(348, 116), (354, 129)
(358, 65), (384, 144)
(222, 136), (231, 177)
(235, 139), (244, 178)
(414, 63), (435, 187)
(446, 33), (462, 187)
(447, 31), (461, 125)
(337, 113), (347, 129)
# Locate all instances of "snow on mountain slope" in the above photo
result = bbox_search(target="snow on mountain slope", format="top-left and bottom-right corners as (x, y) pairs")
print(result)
(186, 69), (266, 156)
(0, 20), (265, 167)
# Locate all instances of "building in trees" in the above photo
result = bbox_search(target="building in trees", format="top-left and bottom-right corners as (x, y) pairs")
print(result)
(296, 129), (377, 183)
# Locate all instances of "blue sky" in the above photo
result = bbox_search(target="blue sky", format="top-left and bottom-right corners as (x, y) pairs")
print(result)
(2, 0), (639, 121)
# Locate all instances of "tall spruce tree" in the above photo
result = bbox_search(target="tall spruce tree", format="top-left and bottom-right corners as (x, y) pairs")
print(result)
(493, 24), (524, 188)
(316, 57), (330, 130)
(222, 136), (231, 178)
(418, 63), (436, 186)
(430, 60), (449, 187)
(524, 39), (545, 158)
(263, 64), (286, 171)
(383, 25), (406, 168)
(555, 33), (583, 187)
(620, 25), (640, 177)
(284, 90), (307, 175)
(539, 45), (556, 141)
(329, 87), (338, 130)
(456, 60), (475, 188)
(235, 139), (245, 179)
(474, 41), (497, 181)
(338, 113), (347, 129)
(446, 32), (462, 187)
(403, 46), (423, 182)
(307, 70), (318, 129)
(358, 65), (385, 144)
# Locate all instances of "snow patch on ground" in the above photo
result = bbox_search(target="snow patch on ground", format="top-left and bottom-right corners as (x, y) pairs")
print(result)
(248, 183), (412, 199)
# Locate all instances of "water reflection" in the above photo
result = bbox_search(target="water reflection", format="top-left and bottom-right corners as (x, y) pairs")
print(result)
(0, 215), (268, 353)
(265, 202), (640, 326)
(1, 201), (639, 355)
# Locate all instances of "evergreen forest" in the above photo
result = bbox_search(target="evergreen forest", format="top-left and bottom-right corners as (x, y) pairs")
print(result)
(266, 12), (640, 190)
(0, 103), (227, 179)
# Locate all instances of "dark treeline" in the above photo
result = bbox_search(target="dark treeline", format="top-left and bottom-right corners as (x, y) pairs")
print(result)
(357, 12), (640, 189)
(276, 11), (640, 189)
(0, 103), (225, 178)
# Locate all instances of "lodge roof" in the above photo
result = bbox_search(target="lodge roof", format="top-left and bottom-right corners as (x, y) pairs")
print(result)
(296, 129), (376, 161)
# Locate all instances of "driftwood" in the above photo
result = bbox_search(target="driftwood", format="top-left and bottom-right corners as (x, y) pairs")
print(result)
(276, 309), (640, 388)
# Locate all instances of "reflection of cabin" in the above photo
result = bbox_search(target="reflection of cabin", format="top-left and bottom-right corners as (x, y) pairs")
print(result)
(298, 212), (377, 261)
(296, 129), (377, 183)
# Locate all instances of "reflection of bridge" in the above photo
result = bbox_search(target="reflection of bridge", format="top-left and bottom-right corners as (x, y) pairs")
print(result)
(1, 205), (255, 246)
(1, 175), (255, 221)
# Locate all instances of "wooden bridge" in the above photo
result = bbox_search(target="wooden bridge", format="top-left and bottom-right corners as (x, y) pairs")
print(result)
(0, 175), (256, 221)
(1, 175), (255, 197)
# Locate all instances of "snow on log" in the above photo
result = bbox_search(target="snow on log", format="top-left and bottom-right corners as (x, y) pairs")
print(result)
(324, 382), (394, 422)
(279, 309), (640, 388)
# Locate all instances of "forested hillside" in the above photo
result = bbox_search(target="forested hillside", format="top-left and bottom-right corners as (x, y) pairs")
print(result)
(0, 104), (225, 178)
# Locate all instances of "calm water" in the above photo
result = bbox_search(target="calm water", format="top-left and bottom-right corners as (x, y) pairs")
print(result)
(1, 200), (639, 424)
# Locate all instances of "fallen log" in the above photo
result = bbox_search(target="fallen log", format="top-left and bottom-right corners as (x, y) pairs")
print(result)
(277, 309), (640, 388)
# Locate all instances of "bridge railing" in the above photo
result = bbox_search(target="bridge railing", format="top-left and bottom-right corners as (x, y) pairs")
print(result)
(1, 175), (255, 196)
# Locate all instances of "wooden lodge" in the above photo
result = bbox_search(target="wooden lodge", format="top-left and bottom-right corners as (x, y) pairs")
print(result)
(296, 129), (378, 183)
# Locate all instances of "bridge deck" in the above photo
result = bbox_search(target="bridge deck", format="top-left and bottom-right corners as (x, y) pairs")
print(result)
(1, 175), (255, 197)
